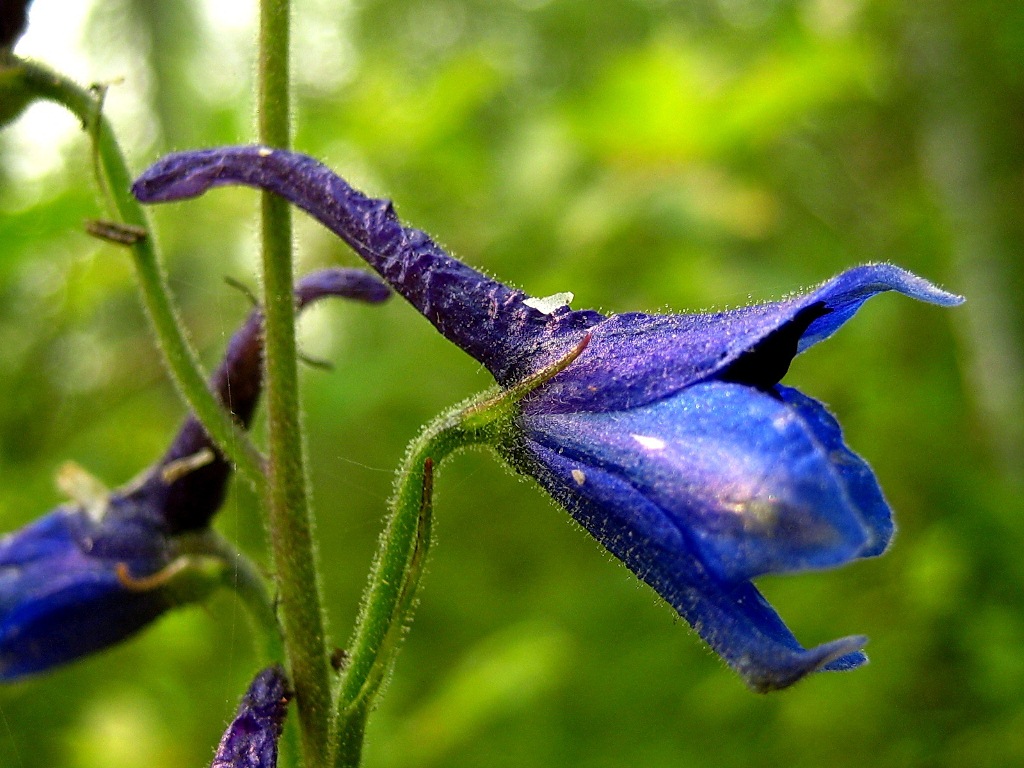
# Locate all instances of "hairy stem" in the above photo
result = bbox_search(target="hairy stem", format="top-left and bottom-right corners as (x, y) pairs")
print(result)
(257, 2), (333, 766)
(331, 408), (492, 768)
(330, 336), (591, 766)
(12, 58), (264, 489)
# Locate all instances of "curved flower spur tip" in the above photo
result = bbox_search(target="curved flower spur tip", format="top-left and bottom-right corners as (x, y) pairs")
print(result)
(516, 439), (869, 691)
(148, 266), (388, 534)
(815, 263), (965, 308)
(527, 263), (964, 416)
(211, 665), (291, 768)
(791, 263), (964, 352)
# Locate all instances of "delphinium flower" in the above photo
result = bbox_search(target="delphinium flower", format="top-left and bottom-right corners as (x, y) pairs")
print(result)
(0, 268), (388, 680)
(210, 664), (291, 768)
(133, 146), (962, 691)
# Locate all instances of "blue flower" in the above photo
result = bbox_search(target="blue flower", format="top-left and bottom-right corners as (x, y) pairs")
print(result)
(0, 268), (388, 680)
(0, 496), (176, 681)
(210, 665), (290, 768)
(132, 146), (963, 690)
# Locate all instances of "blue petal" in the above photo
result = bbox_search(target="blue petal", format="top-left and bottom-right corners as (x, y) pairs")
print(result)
(525, 381), (883, 583)
(132, 150), (960, 416)
(0, 509), (170, 681)
(795, 263), (963, 351)
(0, 509), (81, 566)
(775, 385), (893, 556)
(527, 264), (962, 414)
(0, 575), (169, 680)
(512, 438), (867, 691)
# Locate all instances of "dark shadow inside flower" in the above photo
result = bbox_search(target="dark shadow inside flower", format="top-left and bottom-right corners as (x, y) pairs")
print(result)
(720, 302), (831, 393)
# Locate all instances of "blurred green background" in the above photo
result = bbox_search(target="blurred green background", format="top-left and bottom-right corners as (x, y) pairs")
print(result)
(1, 0), (1022, 766)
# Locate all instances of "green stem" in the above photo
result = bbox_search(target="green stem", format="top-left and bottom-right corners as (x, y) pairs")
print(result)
(217, 539), (283, 661)
(218, 538), (303, 768)
(257, 2), (334, 766)
(332, 700), (370, 768)
(330, 335), (592, 766)
(332, 409), (485, 768)
(185, 530), (300, 768)
(11, 58), (265, 490)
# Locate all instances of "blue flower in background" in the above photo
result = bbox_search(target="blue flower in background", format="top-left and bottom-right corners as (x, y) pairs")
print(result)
(0, 492), (178, 681)
(0, 268), (388, 680)
(210, 665), (290, 768)
(133, 146), (963, 690)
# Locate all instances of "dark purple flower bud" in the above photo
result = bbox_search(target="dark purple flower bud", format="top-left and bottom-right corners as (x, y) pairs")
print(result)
(210, 665), (290, 768)
(0, 269), (388, 680)
(132, 147), (963, 691)
(141, 267), (389, 533)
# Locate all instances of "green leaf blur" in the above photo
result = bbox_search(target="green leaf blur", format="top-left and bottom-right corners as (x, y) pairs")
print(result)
(1, 1), (1021, 766)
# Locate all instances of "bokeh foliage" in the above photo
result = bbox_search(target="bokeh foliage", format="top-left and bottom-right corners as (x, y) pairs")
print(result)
(1, 0), (1021, 766)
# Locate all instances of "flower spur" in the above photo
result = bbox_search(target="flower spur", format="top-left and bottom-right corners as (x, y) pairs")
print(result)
(132, 146), (962, 691)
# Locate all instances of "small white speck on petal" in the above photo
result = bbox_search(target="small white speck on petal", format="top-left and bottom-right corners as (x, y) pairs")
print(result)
(571, 469), (586, 486)
(258, 147), (274, 157)
(631, 434), (667, 451)
(523, 292), (574, 315)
